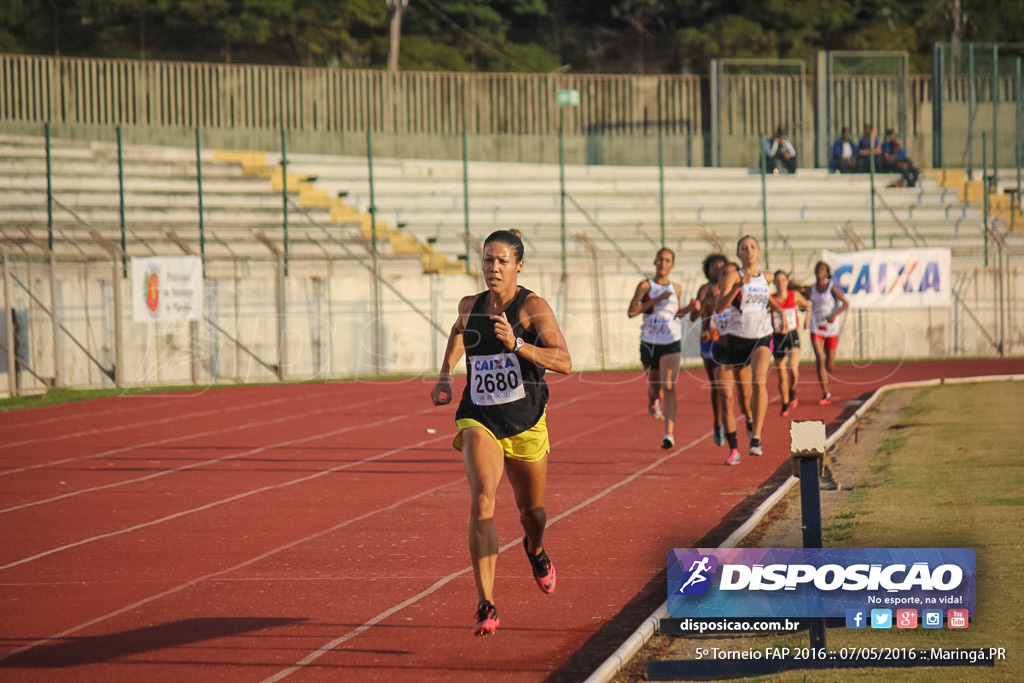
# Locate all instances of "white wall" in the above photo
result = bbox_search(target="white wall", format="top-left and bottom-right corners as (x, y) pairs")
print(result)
(1, 256), (1020, 396)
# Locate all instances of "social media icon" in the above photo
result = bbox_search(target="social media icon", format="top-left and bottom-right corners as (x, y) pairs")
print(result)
(896, 609), (917, 628)
(948, 609), (969, 629)
(845, 609), (866, 629)
(922, 610), (943, 628)
(871, 609), (892, 629)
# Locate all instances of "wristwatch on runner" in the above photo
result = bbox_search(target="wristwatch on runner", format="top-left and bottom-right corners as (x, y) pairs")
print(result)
(513, 337), (525, 353)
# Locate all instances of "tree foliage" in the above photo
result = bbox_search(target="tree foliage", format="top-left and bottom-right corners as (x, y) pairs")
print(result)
(1, 0), (1021, 74)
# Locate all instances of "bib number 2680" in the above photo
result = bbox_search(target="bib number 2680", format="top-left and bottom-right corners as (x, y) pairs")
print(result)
(470, 352), (526, 406)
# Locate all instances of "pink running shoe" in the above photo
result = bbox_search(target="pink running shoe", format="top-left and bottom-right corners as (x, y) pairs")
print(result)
(473, 600), (499, 636)
(725, 449), (741, 466)
(524, 537), (557, 594)
(818, 394), (832, 406)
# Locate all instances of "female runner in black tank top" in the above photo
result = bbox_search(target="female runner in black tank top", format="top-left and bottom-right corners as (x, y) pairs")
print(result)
(430, 229), (572, 636)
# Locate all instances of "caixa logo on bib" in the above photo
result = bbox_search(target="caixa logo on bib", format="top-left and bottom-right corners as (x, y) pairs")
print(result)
(667, 548), (976, 619)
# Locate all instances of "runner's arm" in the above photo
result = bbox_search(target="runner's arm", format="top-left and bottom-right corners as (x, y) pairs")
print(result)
(509, 295), (572, 374)
(430, 296), (473, 405)
(828, 286), (851, 322)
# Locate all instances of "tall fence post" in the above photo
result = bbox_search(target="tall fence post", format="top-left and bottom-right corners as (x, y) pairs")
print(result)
(1016, 57), (1022, 223)
(462, 130), (471, 274)
(195, 128), (207, 279)
(869, 138), (877, 248)
(367, 130), (383, 375)
(45, 123), (53, 250)
(112, 252), (124, 388)
(982, 131), (989, 267)
(968, 44), (975, 180)
(280, 128), (290, 277)
(992, 45), (999, 185)
(932, 44), (944, 168)
(117, 125), (127, 278)
(658, 130), (666, 247)
(49, 251), (62, 387)
(2, 250), (16, 397)
(759, 131), (770, 269)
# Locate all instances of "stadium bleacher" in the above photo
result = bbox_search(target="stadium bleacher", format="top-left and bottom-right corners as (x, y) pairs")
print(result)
(1, 132), (1021, 278)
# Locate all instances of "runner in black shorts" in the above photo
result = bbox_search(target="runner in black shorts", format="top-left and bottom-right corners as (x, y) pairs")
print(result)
(628, 249), (699, 449)
(770, 270), (810, 417)
(714, 237), (781, 465)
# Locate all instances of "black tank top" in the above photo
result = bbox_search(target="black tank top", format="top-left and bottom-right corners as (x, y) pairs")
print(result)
(456, 287), (549, 439)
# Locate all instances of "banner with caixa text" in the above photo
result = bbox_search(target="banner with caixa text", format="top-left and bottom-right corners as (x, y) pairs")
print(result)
(131, 256), (204, 323)
(822, 248), (951, 308)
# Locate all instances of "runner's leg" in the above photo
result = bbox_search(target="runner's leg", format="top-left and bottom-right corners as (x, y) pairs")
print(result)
(461, 427), (505, 603)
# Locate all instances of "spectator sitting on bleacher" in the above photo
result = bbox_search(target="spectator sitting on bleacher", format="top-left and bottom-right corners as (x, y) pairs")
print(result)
(881, 129), (920, 188)
(764, 127), (797, 174)
(830, 127), (857, 173)
(856, 123), (882, 172)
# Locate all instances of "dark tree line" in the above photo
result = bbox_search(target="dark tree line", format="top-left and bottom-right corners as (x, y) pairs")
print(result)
(1, 1), (1020, 74)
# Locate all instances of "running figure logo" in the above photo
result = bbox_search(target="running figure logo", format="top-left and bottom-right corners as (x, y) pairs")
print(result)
(676, 554), (718, 595)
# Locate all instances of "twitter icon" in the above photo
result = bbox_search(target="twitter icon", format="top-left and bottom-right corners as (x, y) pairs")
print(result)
(871, 609), (893, 629)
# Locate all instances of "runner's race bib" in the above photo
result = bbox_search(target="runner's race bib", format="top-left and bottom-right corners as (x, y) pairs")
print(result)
(814, 310), (831, 330)
(469, 352), (526, 406)
(643, 316), (672, 338)
(773, 308), (798, 332)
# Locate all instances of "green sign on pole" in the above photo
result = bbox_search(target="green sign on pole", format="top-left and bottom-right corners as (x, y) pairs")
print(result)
(557, 89), (580, 107)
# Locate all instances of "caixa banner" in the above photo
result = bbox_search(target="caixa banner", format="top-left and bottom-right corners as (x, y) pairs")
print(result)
(823, 248), (951, 308)
(668, 548), (975, 618)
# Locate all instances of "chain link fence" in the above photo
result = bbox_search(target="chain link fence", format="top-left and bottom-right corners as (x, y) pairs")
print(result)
(2, 246), (1020, 397)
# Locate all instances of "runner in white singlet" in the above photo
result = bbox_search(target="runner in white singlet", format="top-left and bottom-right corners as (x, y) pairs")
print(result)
(713, 236), (781, 465)
(809, 261), (849, 405)
(628, 248), (700, 450)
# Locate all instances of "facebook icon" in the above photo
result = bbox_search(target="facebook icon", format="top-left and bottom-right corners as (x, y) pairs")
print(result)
(845, 609), (867, 629)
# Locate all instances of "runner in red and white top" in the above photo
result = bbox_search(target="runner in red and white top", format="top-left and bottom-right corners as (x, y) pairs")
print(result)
(770, 271), (811, 417)
(808, 261), (850, 406)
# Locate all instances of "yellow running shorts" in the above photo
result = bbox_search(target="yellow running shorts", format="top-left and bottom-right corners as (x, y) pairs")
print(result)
(452, 412), (550, 463)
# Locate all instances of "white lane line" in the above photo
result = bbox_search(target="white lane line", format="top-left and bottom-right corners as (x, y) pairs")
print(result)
(0, 474), (465, 664)
(262, 413), (707, 681)
(0, 392), (391, 482)
(0, 406), (445, 569)
(0, 395), (185, 431)
(0, 388), (342, 452)
(0, 387), (632, 665)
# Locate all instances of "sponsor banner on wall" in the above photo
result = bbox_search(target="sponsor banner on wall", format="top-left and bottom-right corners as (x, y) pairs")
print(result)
(131, 256), (203, 322)
(823, 249), (951, 308)
(668, 548), (976, 618)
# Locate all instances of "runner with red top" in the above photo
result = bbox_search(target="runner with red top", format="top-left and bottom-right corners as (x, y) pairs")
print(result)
(809, 261), (850, 406)
(430, 229), (572, 636)
(770, 270), (811, 416)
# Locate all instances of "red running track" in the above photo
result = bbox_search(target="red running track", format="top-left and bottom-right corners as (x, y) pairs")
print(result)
(0, 359), (1020, 682)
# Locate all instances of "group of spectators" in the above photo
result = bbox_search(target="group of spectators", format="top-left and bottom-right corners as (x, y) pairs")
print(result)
(830, 123), (921, 187)
(761, 123), (921, 188)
